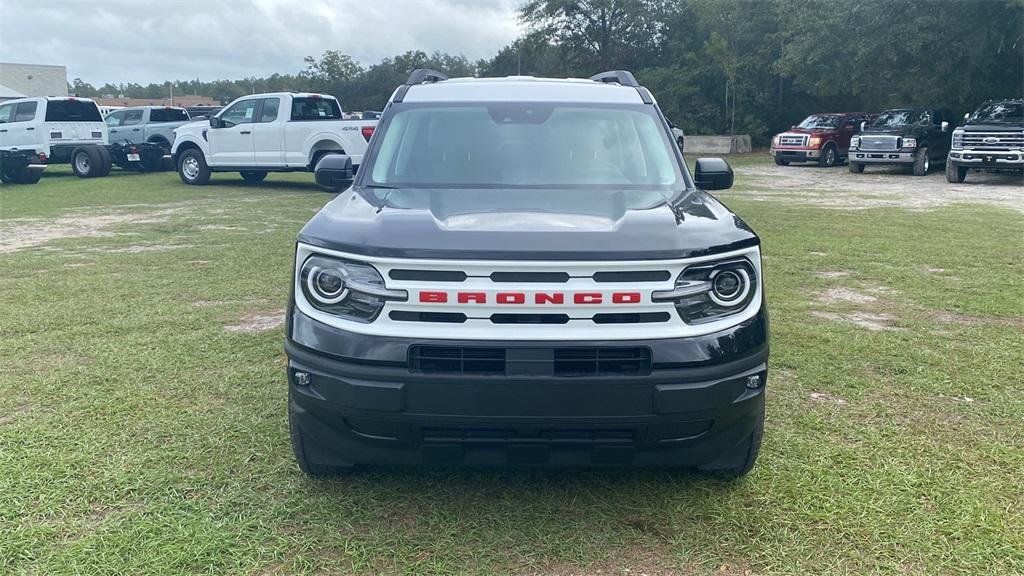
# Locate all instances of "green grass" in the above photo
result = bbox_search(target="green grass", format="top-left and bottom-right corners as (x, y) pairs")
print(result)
(1, 161), (1022, 575)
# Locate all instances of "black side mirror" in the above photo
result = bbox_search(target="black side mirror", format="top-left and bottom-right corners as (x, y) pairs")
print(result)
(209, 116), (223, 129)
(694, 158), (734, 190)
(314, 154), (354, 191)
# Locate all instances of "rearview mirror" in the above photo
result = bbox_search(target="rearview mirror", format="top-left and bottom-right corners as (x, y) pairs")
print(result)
(209, 116), (223, 129)
(314, 154), (354, 191)
(694, 158), (734, 191)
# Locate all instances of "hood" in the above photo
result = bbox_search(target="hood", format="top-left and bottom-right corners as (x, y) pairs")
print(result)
(297, 187), (758, 260)
(174, 120), (209, 134)
(781, 127), (838, 136)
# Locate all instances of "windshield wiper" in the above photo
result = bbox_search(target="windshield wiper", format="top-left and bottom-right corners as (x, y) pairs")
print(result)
(360, 184), (399, 213)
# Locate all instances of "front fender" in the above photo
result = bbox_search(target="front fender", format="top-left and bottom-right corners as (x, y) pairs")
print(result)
(171, 134), (210, 158)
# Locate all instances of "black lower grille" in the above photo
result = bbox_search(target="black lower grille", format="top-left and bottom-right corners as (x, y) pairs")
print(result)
(422, 426), (635, 443)
(409, 346), (652, 377)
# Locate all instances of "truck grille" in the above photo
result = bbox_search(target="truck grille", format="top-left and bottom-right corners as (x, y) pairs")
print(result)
(779, 134), (807, 146)
(858, 135), (899, 151)
(409, 345), (652, 377)
(961, 131), (1024, 151)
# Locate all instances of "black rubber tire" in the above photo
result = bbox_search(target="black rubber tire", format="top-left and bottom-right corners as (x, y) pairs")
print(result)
(774, 157), (789, 166)
(1, 165), (18, 183)
(818, 143), (838, 167)
(177, 148), (211, 185)
(848, 161), (865, 173)
(946, 162), (967, 183)
(95, 146), (112, 177)
(700, 399), (764, 480)
(240, 170), (268, 182)
(71, 146), (106, 178)
(288, 394), (353, 478)
(15, 168), (43, 184)
(912, 146), (930, 176)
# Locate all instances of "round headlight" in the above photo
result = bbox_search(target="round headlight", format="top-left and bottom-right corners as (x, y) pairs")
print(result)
(307, 265), (348, 304)
(709, 268), (750, 306)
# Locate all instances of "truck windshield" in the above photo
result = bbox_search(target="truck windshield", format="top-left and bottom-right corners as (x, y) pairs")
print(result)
(872, 110), (928, 127)
(797, 115), (841, 129)
(969, 101), (1023, 124)
(151, 108), (189, 122)
(45, 100), (102, 122)
(368, 103), (683, 190)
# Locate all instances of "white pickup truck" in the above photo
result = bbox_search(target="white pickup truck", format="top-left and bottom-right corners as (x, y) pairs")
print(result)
(171, 92), (377, 187)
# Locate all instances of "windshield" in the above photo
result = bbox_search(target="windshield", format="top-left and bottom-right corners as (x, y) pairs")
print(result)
(970, 101), (1023, 124)
(797, 114), (841, 129)
(367, 103), (683, 190)
(150, 108), (189, 122)
(872, 110), (929, 128)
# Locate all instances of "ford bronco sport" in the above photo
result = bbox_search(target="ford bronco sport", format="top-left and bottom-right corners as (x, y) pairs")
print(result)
(286, 70), (769, 478)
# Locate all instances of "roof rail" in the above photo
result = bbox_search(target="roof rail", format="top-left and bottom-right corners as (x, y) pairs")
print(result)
(405, 69), (449, 86)
(589, 70), (639, 87)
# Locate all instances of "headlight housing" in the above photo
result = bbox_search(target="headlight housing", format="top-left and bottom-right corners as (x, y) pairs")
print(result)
(298, 254), (406, 323)
(951, 130), (964, 150)
(772, 135), (781, 147)
(902, 137), (917, 149)
(808, 136), (822, 148)
(849, 135), (860, 149)
(653, 258), (759, 324)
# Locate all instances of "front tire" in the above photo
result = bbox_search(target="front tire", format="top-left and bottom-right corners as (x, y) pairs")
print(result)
(912, 146), (930, 176)
(177, 148), (211, 185)
(848, 161), (865, 173)
(774, 157), (789, 166)
(818, 143), (838, 167)
(288, 394), (354, 478)
(946, 162), (967, 183)
(240, 170), (268, 182)
(699, 398), (764, 479)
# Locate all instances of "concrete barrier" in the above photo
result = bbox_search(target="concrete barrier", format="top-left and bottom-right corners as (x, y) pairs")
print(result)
(685, 135), (752, 155)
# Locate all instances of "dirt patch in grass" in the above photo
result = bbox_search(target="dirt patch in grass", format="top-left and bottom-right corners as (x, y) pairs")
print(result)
(0, 205), (189, 253)
(816, 287), (878, 305)
(814, 270), (852, 279)
(809, 391), (848, 405)
(932, 311), (1024, 328)
(521, 545), (717, 576)
(811, 310), (901, 331)
(738, 164), (1024, 213)
(88, 243), (195, 254)
(224, 310), (285, 333)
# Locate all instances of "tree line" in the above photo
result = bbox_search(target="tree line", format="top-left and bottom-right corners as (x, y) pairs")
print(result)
(70, 0), (1023, 143)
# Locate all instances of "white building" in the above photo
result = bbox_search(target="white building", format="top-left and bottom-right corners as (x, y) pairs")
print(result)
(0, 62), (68, 100)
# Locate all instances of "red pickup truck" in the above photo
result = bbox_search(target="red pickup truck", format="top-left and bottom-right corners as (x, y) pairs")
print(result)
(770, 113), (873, 167)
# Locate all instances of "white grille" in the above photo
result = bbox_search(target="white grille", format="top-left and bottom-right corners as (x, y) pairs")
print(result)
(294, 243), (763, 341)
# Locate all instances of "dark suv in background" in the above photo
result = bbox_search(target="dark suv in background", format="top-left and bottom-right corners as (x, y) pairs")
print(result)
(946, 99), (1024, 183)
(770, 113), (872, 167)
(849, 108), (955, 176)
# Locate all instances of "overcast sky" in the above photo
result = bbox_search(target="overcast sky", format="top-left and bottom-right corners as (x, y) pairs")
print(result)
(0, 0), (523, 86)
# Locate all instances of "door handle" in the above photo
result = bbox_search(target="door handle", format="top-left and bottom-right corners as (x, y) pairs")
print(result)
(26, 127), (35, 131)
(0, 129), (7, 133)
(240, 130), (251, 135)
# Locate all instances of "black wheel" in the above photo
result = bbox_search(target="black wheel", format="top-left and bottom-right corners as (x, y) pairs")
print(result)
(15, 168), (42, 184)
(177, 148), (211, 185)
(774, 157), (789, 166)
(1, 164), (18, 183)
(71, 146), (106, 178)
(240, 170), (268, 182)
(699, 398), (764, 479)
(848, 161), (865, 173)
(288, 393), (353, 477)
(818, 143), (838, 167)
(946, 162), (967, 183)
(138, 154), (163, 173)
(912, 146), (930, 176)
(95, 145), (112, 177)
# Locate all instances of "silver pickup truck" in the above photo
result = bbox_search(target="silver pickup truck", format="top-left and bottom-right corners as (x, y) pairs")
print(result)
(104, 106), (192, 169)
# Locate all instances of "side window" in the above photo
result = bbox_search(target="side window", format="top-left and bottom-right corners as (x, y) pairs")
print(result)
(121, 110), (144, 126)
(258, 98), (279, 123)
(220, 100), (258, 127)
(0, 103), (14, 123)
(14, 102), (37, 122)
(105, 111), (125, 127)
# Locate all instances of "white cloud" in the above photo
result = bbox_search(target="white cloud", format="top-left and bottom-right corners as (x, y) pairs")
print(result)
(0, 0), (522, 85)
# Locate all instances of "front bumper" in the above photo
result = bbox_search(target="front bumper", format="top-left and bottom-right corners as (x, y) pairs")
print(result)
(771, 147), (821, 161)
(948, 150), (1024, 169)
(849, 150), (915, 164)
(286, 306), (769, 468)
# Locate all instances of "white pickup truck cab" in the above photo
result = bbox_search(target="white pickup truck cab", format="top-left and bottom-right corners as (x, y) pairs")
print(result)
(0, 97), (107, 161)
(171, 92), (377, 186)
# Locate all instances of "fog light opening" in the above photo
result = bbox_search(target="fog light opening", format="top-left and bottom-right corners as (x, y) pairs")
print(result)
(746, 374), (762, 389)
(294, 371), (311, 387)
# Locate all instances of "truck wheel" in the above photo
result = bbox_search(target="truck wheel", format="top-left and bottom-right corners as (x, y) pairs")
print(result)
(178, 148), (211, 185)
(774, 157), (789, 166)
(71, 146), (106, 178)
(239, 170), (268, 183)
(946, 162), (968, 183)
(1, 165), (18, 183)
(699, 398), (764, 480)
(288, 395), (354, 477)
(912, 147), (930, 176)
(95, 146), (112, 177)
(15, 168), (43, 184)
(139, 154), (163, 173)
(818, 143), (838, 167)
(848, 161), (864, 173)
